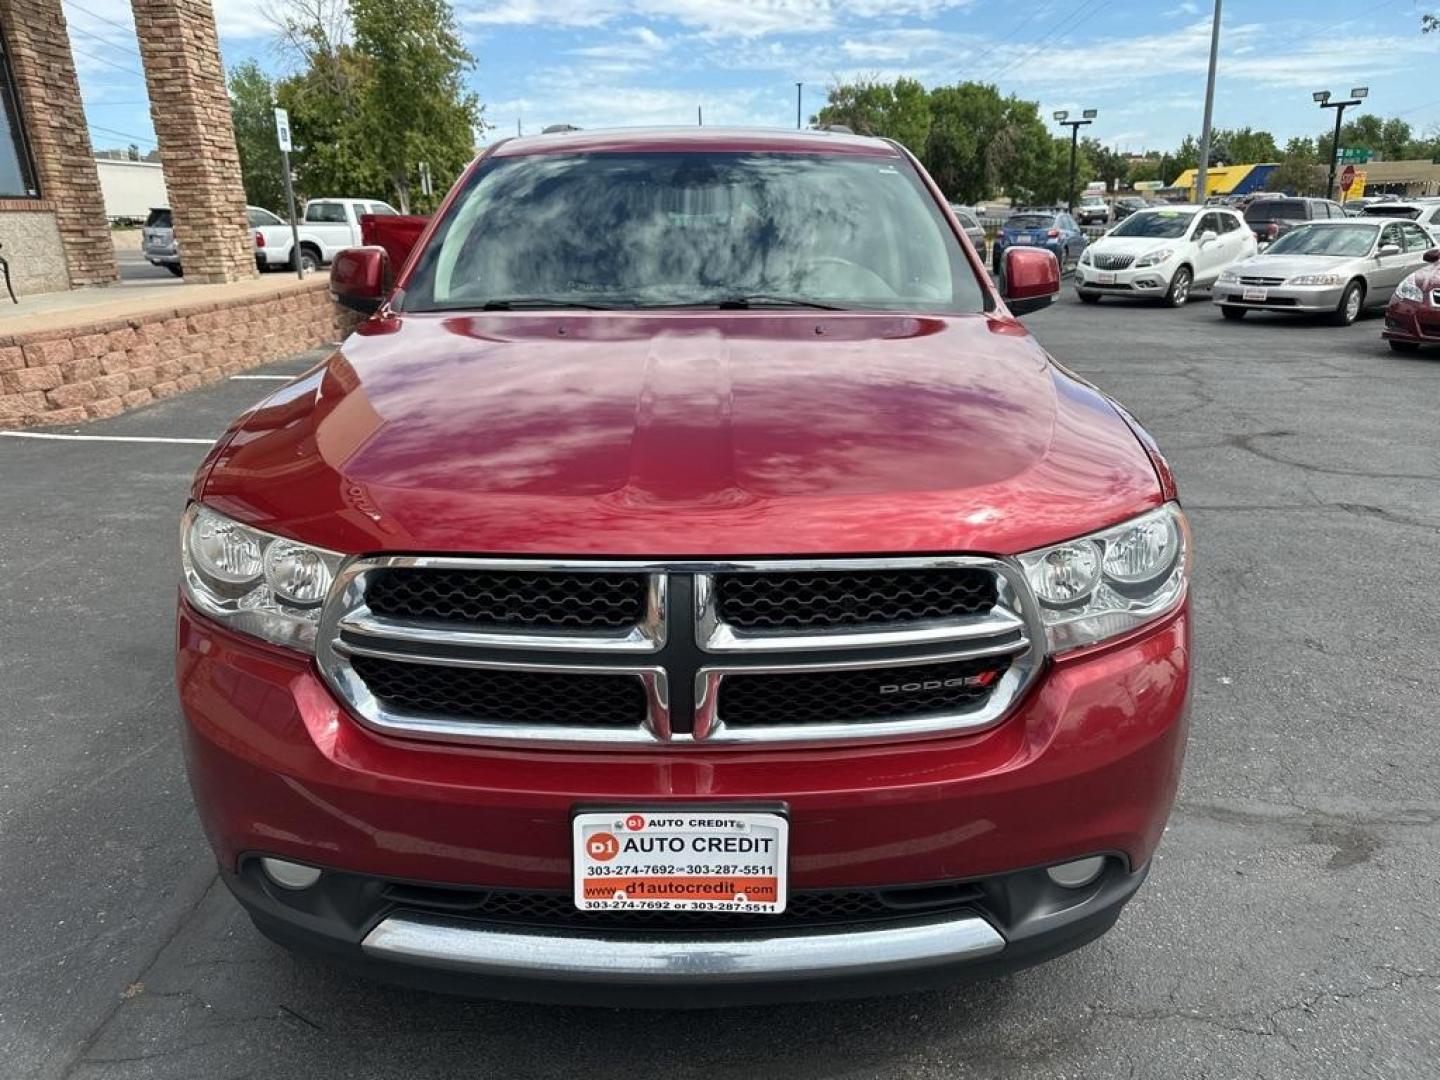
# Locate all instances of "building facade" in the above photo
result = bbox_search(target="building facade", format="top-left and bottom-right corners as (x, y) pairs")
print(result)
(0, 0), (253, 296)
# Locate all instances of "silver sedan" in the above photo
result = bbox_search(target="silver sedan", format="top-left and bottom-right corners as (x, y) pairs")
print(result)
(1212, 219), (1437, 325)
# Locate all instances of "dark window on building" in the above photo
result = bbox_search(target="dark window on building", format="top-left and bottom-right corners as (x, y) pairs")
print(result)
(0, 29), (39, 198)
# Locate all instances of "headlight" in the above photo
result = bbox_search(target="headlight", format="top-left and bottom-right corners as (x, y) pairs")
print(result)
(1395, 273), (1424, 302)
(1218, 268), (1240, 283)
(1134, 247), (1175, 268)
(1017, 503), (1190, 652)
(181, 504), (344, 651)
(1080, 248), (1092, 265)
(1286, 273), (1344, 286)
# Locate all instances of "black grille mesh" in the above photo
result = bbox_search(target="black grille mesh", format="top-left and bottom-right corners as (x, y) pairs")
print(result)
(380, 883), (984, 931)
(350, 655), (648, 728)
(714, 569), (996, 631)
(719, 656), (1008, 728)
(366, 569), (647, 631)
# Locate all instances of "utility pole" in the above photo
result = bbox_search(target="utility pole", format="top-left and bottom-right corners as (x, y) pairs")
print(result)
(796, 82), (802, 130)
(1195, 0), (1222, 203)
(698, 105), (702, 126)
(1314, 87), (1369, 197)
(1052, 109), (1096, 212)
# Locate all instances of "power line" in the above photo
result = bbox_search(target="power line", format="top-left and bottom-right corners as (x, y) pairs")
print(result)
(88, 122), (155, 146)
(61, 0), (137, 37)
(982, 0), (1109, 87)
(67, 21), (142, 60)
(70, 44), (144, 78)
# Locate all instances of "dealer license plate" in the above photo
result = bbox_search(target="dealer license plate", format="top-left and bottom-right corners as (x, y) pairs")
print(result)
(573, 810), (788, 913)
(1243, 287), (1268, 302)
(1098, 272), (1116, 285)
(1014, 235), (1033, 244)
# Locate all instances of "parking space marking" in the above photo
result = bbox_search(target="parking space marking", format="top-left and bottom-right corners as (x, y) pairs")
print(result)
(0, 431), (215, 445)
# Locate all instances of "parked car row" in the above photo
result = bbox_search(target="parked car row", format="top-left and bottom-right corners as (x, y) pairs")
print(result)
(1065, 203), (1439, 347)
(141, 198), (404, 278)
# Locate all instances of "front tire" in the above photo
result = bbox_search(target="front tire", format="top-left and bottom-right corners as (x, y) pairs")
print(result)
(164, 263), (183, 277)
(1330, 281), (1364, 326)
(1388, 339), (1421, 353)
(1164, 266), (1193, 307)
(1220, 305), (1246, 320)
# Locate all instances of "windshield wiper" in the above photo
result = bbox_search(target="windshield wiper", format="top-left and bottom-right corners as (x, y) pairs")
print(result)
(478, 297), (617, 311)
(710, 294), (847, 311)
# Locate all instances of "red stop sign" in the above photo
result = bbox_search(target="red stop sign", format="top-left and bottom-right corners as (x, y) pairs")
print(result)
(1340, 164), (1356, 190)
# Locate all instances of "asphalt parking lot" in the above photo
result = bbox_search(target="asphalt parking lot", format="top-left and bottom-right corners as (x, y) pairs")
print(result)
(3, 293), (1438, 1079)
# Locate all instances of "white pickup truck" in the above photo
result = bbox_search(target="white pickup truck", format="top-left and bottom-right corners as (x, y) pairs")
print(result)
(253, 197), (399, 273)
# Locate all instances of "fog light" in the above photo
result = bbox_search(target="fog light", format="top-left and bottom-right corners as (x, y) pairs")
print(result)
(260, 857), (322, 890)
(1046, 856), (1106, 889)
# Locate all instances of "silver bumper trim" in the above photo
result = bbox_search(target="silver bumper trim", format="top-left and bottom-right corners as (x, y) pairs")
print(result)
(361, 911), (1006, 984)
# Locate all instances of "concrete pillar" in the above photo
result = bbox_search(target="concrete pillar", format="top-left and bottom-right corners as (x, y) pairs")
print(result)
(131, 0), (254, 283)
(0, 0), (119, 286)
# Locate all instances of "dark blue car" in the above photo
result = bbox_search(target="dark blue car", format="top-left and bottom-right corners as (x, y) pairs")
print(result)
(992, 208), (1086, 275)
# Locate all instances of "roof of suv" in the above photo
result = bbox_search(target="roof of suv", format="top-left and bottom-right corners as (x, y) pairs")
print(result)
(490, 125), (900, 159)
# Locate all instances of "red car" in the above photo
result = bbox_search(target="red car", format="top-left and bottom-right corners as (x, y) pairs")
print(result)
(1382, 247), (1440, 353)
(177, 127), (1192, 1006)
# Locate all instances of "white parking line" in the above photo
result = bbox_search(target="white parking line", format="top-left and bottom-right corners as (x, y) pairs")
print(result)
(229, 374), (298, 381)
(0, 431), (215, 445)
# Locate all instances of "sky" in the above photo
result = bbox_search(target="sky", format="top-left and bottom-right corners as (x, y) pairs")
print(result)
(64, 0), (1440, 160)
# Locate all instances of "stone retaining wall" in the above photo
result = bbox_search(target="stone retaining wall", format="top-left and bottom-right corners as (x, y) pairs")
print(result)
(0, 280), (350, 426)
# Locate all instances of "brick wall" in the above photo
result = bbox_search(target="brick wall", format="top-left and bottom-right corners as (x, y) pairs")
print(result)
(133, 0), (255, 284)
(0, 280), (351, 426)
(0, 0), (119, 287)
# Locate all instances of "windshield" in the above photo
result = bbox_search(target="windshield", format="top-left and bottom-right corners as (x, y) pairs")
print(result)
(402, 151), (984, 313)
(1110, 210), (1195, 239)
(1006, 214), (1055, 229)
(1264, 224), (1377, 257)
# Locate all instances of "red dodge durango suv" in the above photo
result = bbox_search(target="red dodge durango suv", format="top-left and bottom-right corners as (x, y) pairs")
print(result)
(177, 127), (1192, 1006)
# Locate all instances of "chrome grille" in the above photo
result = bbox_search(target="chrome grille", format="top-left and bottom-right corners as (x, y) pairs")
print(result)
(1091, 252), (1134, 270)
(713, 568), (995, 631)
(1239, 276), (1285, 287)
(317, 557), (1041, 748)
(365, 568), (648, 630)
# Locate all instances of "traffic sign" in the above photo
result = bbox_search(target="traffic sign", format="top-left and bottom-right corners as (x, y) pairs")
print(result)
(274, 108), (292, 153)
(1340, 164), (1356, 190)
(1337, 147), (1371, 163)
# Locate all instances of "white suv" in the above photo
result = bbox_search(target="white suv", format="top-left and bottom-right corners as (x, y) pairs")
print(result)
(1075, 206), (1255, 306)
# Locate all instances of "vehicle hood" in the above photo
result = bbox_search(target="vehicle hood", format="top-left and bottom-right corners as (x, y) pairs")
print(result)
(1089, 235), (1188, 257)
(1231, 253), (1362, 278)
(199, 311), (1162, 557)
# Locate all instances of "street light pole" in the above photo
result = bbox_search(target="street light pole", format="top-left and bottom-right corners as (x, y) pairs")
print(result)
(1314, 87), (1369, 197)
(796, 83), (802, 130)
(1053, 109), (1096, 212)
(1195, 0), (1222, 203)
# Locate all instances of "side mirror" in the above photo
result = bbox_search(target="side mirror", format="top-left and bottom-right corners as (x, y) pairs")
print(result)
(1002, 246), (1060, 317)
(1377, 244), (1402, 258)
(1424, 248), (1440, 263)
(1198, 229), (1218, 243)
(329, 246), (390, 315)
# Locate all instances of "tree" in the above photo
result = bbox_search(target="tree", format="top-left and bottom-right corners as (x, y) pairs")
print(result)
(229, 60), (287, 210)
(1423, 12), (1437, 32)
(1172, 135), (1200, 173)
(813, 76), (930, 156)
(1081, 137), (1128, 192)
(350, 0), (483, 212)
(1210, 126), (1279, 163)
(1266, 139), (1321, 195)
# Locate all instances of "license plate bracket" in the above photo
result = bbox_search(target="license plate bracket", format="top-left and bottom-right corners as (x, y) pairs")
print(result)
(573, 808), (789, 914)
(1243, 287), (1268, 302)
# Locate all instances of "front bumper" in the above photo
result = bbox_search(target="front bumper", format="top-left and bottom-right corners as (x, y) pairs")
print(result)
(1074, 262), (1176, 297)
(144, 249), (179, 266)
(1211, 282), (1346, 313)
(178, 600), (1190, 1000)
(1382, 298), (1440, 344)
